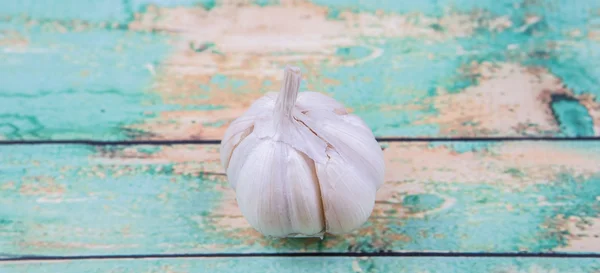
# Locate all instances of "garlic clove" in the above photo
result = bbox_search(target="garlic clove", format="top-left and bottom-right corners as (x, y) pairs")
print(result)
(296, 109), (383, 234)
(316, 150), (377, 234)
(220, 92), (277, 169)
(220, 118), (254, 170)
(226, 132), (261, 190)
(234, 139), (325, 237)
(297, 110), (385, 189)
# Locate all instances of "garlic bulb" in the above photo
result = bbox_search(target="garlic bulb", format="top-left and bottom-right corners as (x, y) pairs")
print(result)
(220, 66), (385, 238)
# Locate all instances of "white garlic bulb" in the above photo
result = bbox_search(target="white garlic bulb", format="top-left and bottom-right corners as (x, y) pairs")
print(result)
(220, 66), (385, 238)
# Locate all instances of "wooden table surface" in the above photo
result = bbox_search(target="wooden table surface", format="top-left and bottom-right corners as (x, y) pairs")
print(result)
(1, 0), (600, 272)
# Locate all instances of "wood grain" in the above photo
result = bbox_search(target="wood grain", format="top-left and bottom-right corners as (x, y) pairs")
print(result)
(1, 1), (600, 140)
(2, 257), (600, 273)
(1, 141), (599, 256)
(2, 1), (600, 272)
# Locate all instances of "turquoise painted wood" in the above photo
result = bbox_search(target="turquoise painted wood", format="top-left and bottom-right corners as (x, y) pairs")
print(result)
(2, 257), (600, 273)
(2, 1), (600, 272)
(1, 0), (600, 140)
(1, 141), (600, 257)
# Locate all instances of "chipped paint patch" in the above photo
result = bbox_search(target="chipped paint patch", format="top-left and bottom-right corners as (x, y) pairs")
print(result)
(421, 62), (600, 137)
(422, 63), (564, 136)
(555, 216), (600, 252)
(18, 176), (65, 196)
(125, 1), (517, 139)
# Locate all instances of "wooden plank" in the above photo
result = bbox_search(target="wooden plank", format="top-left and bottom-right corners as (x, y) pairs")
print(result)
(2, 1), (600, 140)
(0, 17), (176, 140)
(1, 141), (600, 256)
(0, 0), (200, 22)
(1, 257), (600, 273)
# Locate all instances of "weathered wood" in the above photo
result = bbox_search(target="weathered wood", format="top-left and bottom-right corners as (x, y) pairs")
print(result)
(2, 257), (600, 273)
(1, 141), (599, 256)
(1, 1), (600, 140)
(0, 0), (201, 23)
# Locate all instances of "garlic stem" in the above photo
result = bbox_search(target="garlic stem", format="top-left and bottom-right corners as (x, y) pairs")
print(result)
(275, 66), (302, 123)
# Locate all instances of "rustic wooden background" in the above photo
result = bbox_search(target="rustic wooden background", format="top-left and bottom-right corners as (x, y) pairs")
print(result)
(1, 0), (600, 272)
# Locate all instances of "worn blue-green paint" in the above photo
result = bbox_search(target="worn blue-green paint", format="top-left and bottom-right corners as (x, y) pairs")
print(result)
(551, 96), (595, 137)
(207, 74), (248, 90)
(1, 141), (600, 256)
(0, 28), (172, 94)
(416, 176), (600, 252)
(1, 0), (132, 22)
(1, 0), (199, 22)
(335, 46), (373, 61)
(310, 0), (600, 137)
(2, 1), (599, 272)
(202, 120), (227, 128)
(0, 145), (225, 255)
(1, 0), (599, 140)
(538, 39), (600, 100)
(0, 22), (175, 139)
(311, 0), (540, 16)
(402, 194), (445, 213)
(198, 0), (217, 10)
(317, 39), (456, 136)
(427, 141), (498, 153)
(2, 257), (600, 273)
(504, 1), (600, 100)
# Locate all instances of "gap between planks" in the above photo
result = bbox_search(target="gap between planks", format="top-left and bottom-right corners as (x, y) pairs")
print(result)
(2, 136), (600, 146)
(2, 252), (600, 263)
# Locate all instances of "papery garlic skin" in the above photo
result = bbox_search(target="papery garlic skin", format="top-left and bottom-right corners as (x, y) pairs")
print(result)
(220, 66), (384, 237)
